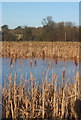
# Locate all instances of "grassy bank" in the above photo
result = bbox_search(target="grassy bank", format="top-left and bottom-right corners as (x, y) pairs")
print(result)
(1, 41), (80, 59)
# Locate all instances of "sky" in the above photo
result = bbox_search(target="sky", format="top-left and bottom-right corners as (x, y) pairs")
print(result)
(1, 2), (79, 29)
(79, 2), (81, 25)
(0, 3), (2, 29)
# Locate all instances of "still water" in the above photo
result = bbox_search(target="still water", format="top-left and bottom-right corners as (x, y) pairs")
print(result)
(1, 57), (79, 86)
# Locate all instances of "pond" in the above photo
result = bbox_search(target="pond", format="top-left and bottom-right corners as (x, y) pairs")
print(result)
(1, 57), (79, 86)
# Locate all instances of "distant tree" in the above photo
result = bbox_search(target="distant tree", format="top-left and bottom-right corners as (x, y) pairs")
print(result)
(42, 16), (56, 27)
(2, 25), (8, 29)
(22, 26), (33, 41)
(65, 22), (73, 27)
(58, 22), (65, 41)
(42, 16), (58, 41)
(79, 26), (81, 41)
(2, 32), (17, 41)
(2, 25), (9, 33)
(1, 18), (80, 42)
(13, 26), (22, 34)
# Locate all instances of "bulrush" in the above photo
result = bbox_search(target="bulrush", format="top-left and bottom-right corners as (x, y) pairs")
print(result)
(2, 42), (79, 59)
(14, 53), (17, 63)
(42, 50), (45, 60)
(20, 59), (23, 65)
(1, 41), (80, 119)
(74, 56), (78, 66)
(32, 51), (35, 58)
(2, 70), (80, 119)
(30, 60), (32, 67)
(62, 69), (65, 83)
(55, 55), (58, 64)
(34, 59), (37, 67)
(10, 57), (13, 68)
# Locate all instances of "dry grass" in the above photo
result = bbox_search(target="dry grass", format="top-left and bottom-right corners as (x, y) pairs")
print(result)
(1, 41), (80, 59)
(1, 41), (81, 119)
(2, 57), (81, 119)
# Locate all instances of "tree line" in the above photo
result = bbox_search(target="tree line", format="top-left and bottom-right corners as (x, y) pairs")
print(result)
(1, 16), (80, 41)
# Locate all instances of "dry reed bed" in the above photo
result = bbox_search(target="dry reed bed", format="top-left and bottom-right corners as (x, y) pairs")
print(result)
(1, 41), (80, 59)
(2, 58), (80, 119)
(1, 41), (81, 119)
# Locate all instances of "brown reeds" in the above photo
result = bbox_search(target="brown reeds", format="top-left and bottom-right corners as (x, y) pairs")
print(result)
(55, 55), (58, 64)
(2, 50), (80, 119)
(30, 60), (32, 68)
(74, 56), (78, 66)
(2, 61), (80, 119)
(42, 50), (45, 60)
(2, 41), (80, 59)
(10, 57), (13, 68)
(34, 59), (37, 67)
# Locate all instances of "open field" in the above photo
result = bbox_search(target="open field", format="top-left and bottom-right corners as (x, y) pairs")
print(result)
(0, 41), (80, 59)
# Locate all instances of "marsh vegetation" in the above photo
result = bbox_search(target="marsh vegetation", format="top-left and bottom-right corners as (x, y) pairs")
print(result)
(1, 50), (81, 119)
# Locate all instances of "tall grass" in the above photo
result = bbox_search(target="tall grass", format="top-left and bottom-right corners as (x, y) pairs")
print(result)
(2, 57), (80, 119)
(2, 41), (80, 59)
